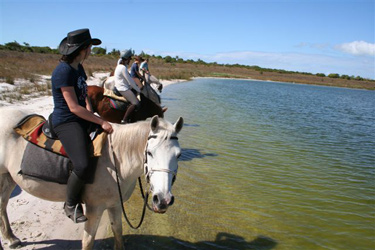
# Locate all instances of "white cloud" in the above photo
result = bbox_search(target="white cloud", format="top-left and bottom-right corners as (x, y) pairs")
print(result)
(335, 41), (375, 56)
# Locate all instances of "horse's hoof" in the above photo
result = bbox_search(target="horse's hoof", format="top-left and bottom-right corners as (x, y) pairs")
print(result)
(9, 237), (21, 249)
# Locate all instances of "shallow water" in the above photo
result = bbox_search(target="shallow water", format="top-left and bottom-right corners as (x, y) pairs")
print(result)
(120, 79), (375, 250)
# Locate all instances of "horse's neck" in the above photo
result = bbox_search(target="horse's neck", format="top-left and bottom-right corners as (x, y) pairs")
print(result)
(140, 95), (162, 117)
(111, 123), (149, 180)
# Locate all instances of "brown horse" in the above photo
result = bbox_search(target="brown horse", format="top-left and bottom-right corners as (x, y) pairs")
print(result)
(87, 85), (164, 123)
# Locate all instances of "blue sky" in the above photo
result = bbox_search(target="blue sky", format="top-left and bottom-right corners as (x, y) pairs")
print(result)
(1, 0), (374, 79)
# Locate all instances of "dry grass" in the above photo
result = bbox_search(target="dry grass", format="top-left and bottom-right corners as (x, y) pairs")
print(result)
(1, 50), (374, 90)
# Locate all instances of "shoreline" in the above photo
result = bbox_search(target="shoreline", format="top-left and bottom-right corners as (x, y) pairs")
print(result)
(191, 76), (375, 91)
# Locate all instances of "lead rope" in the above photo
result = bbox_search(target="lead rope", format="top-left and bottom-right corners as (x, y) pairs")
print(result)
(108, 134), (149, 229)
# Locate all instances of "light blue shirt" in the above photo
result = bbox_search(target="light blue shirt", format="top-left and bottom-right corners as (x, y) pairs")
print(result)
(140, 61), (149, 72)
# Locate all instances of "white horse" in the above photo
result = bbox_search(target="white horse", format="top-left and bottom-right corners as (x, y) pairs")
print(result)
(102, 74), (163, 106)
(0, 108), (183, 250)
(143, 73), (164, 93)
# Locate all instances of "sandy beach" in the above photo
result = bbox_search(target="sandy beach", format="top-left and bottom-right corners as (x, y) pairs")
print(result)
(0, 73), (184, 249)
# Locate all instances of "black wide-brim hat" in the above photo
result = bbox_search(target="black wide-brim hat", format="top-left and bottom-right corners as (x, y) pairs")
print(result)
(59, 28), (101, 56)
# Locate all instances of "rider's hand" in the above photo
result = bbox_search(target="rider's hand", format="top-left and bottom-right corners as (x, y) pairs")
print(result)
(102, 121), (113, 134)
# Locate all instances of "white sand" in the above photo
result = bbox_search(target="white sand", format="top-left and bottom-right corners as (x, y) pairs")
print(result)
(0, 73), (184, 249)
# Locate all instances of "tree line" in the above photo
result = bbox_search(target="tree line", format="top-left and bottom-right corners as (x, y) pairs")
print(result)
(0, 41), (371, 81)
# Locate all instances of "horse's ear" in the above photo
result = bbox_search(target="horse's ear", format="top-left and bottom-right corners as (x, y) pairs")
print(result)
(174, 117), (184, 134)
(151, 115), (159, 133)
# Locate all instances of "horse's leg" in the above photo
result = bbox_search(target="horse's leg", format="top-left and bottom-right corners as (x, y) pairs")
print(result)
(82, 205), (104, 250)
(0, 174), (21, 248)
(107, 206), (124, 250)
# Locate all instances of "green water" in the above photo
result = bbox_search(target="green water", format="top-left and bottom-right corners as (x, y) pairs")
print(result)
(118, 79), (375, 250)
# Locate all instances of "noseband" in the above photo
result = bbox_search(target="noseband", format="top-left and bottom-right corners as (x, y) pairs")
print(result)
(144, 134), (179, 189)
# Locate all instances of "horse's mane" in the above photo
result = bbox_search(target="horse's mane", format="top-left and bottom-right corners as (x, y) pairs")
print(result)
(111, 118), (175, 159)
(111, 121), (150, 162)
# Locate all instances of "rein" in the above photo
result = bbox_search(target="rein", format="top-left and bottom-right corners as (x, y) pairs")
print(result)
(108, 134), (148, 229)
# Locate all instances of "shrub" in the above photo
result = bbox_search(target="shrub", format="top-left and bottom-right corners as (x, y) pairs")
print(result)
(328, 73), (340, 78)
(92, 47), (106, 55)
(6, 77), (14, 85)
(164, 56), (172, 63)
(340, 74), (350, 80)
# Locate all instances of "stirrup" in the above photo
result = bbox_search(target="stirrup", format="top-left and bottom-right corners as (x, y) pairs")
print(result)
(64, 203), (88, 223)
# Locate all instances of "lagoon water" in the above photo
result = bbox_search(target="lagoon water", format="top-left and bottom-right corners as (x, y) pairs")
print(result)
(121, 78), (375, 249)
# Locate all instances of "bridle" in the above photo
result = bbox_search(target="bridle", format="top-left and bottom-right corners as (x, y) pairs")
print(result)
(108, 132), (179, 229)
(143, 134), (179, 190)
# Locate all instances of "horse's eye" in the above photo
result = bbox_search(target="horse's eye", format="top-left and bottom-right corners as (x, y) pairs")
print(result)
(177, 153), (181, 159)
(147, 151), (153, 157)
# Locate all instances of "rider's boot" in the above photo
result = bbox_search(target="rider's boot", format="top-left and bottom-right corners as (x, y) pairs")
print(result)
(64, 172), (87, 223)
(121, 104), (136, 124)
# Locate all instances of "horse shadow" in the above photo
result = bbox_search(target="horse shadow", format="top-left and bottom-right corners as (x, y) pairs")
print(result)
(180, 148), (218, 161)
(101, 232), (278, 250)
(20, 232), (277, 250)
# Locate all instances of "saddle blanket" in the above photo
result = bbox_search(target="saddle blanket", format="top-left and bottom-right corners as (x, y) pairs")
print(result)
(20, 142), (73, 184)
(13, 114), (107, 157)
(19, 142), (97, 184)
(109, 98), (129, 111)
(14, 114), (101, 184)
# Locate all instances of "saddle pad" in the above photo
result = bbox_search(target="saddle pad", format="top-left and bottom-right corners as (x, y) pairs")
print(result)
(19, 143), (97, 184)
(14, 114), (108, 157)
(20, 142), (72, 184)
(109, 98), (129, 111)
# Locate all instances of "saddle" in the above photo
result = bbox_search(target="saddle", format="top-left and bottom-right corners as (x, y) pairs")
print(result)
(104, 87), (140, 111)
(13, 114), (107, 157)
(13, 114), (106, 184)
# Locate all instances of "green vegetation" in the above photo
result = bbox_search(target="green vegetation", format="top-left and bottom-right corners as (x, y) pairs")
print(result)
(0, 41), (58, 54)
(1, 42), (374, 90)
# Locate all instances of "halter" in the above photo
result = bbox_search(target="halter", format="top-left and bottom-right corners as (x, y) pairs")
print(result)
(143, 134), (179, 190)
(108, 131), (179, 229)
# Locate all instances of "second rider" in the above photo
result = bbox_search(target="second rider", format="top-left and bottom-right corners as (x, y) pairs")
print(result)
(114, 49), (142, 124)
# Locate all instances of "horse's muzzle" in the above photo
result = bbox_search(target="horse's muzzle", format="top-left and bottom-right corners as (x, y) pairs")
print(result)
(152, 192), (174, 213)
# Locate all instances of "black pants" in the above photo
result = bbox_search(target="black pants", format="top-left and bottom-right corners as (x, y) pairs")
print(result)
(54, 121), (91, 180)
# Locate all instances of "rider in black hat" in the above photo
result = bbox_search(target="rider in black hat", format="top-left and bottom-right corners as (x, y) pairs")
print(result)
(51, 28), (113, 223)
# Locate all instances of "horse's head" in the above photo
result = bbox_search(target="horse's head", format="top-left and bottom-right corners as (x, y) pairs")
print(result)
(144, 115), (183, 213)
